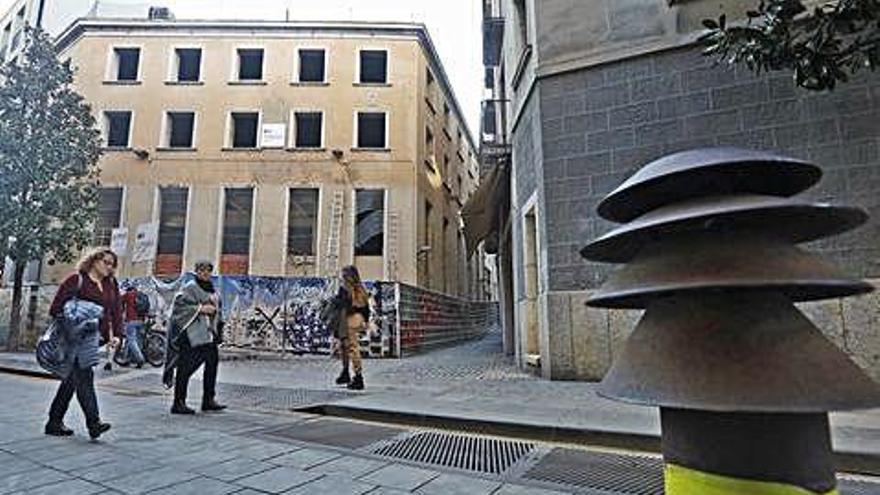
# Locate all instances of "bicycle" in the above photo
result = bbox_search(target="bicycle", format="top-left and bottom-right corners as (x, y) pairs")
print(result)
(113, 315), (166, 368)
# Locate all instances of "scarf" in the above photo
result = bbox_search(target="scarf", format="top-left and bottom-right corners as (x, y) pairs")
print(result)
(196, 277), (215, 293)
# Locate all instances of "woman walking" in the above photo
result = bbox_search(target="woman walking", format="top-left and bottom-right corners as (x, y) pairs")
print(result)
(334, 265), (370, 390)
(45, 248), (120, 439)
(167, 260), (226, 414)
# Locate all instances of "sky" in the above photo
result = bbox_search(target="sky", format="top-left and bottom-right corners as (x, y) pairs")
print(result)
(0, 0), (483, 138)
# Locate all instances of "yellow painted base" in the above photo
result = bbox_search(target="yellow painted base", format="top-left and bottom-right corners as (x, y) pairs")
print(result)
(665, 464), (839, 495)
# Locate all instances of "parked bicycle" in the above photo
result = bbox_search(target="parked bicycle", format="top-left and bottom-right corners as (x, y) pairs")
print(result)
(113, 315), (166, 367)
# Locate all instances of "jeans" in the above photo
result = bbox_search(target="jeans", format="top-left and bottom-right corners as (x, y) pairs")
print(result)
(174, 340), (219, 405)
(123, 321), (145, 365)
(48, 361), (100, 427)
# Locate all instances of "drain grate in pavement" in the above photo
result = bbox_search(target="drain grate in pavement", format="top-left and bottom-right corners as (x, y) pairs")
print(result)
(107, 374), (351, 411)
(371, 431), (534, 475)
(523, 448), (663, 495)
(261, 418), (405, 449)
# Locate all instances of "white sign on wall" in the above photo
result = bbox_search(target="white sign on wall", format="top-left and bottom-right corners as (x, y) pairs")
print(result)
(110, 227), (129, 257)
(131, 222), (159, 263)
(261, 123), (286, 148)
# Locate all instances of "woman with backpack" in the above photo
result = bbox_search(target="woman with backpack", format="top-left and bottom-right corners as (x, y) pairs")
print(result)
(333, 265), (370, 391)
(44, 248), (120, 440)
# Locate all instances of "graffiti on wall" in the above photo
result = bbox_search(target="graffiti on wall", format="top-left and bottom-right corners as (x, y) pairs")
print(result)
(125, 275), (397, 357)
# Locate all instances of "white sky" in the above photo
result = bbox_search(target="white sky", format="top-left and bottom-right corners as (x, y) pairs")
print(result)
(0, 0), (483, 138)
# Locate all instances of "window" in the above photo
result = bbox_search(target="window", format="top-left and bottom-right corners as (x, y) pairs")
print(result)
(175, 48), (201, 82)
(165, 112), (195, 148)
(443, 104), (451, 128)
(444, 155), (450, 179)
(514, 0), (528, 45)
(104, 111), (131, 147)
(294, 112), (322, 148)
(442, 217), (450, 292)
(355, 189), (384, 256)
(230, 112), (259, 148)
(425, 127), (435, 169)
(457, 175), (463, 197)
(357, 112), (386, 149)
(221, 188), (254, 274)
(114, 48), (140, 81)
(94, 188), (123, 246)
(155, 187), (188, 277)
(298, 49), (325, 82)
(1, 24), (11, 55)
(359, 50), (387, 84)
(426, 68), (434, 87)
(237, 48), (263, 81)
(288, 188), (318, 256)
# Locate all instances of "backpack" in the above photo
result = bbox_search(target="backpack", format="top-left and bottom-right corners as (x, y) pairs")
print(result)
(319, 295), (346, 339)
(134, 291), (151, 316)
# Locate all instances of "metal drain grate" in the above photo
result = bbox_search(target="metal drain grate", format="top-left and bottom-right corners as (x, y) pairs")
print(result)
(840, 479), (880, 495)
(523, 448), (663, 495)
(107, 374), (350, 411)
(371, 431), (534, 475)
(261, 418), (405, 449)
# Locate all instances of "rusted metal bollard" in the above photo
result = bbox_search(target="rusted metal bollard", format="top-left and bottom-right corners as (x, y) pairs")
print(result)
(580, 148), (880, 494)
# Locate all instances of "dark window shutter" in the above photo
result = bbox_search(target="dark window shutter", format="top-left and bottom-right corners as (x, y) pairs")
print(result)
(295, 112), (322, 148)
(169, 112), (195, 148)
(238, 49), (263, 80)
(232, 113), (259, 148)
(176, 48), (201, 81)
(357, 112), (386, 148)
(106, 112), (131, 147)
(115, 48), (140, 80)
(359, 50), (387, 83)
(298, 49), (325, 82)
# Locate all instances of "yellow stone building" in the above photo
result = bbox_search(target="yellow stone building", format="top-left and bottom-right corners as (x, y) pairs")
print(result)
(47, 18), (486, 298)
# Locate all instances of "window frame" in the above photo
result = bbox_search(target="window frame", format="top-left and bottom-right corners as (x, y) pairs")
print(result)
(167, 45), (203, 83)
(103, 110), (133, 148)
(352, 188), (387, 259)
(94, 186), (124, 247)
(290, 110), (325, 149)
(356, 48), (389, 85)
(353, 110), (389, 150)
(230, 46), (266, 83)
(217, 186), (257, 274)
(285, 187), (321, 258)
(225, 109), (263, 149)
(293, 46), (328, 84)
(106, 45), (142, 83)
(160, 110), (198, 149)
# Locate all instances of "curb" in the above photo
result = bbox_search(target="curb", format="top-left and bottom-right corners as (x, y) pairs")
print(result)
(0, 364), (54, 380)
(298, 404), (880, 477)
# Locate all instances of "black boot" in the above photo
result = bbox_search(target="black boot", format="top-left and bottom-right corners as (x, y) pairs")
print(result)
(171, 400), (195, 415)
(201, 398), (227, 412)
(347, 373), (364, 390)
(44, 422), (74, 437)
(87, 422), (111, 440)
(335, 369), (350, 385)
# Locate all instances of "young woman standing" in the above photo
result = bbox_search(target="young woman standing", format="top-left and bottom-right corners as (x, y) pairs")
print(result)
(334, 265), (370, 390)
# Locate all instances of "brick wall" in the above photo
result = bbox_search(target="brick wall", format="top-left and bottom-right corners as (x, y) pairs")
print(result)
(538, 44), (880, 291)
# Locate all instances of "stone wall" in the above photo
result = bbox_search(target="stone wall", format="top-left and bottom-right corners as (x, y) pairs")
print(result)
(533, 43), (880, 381)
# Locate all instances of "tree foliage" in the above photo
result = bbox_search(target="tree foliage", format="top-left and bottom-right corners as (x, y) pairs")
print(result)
(0, 27), (102, 349)
(700, 0), (880, 90)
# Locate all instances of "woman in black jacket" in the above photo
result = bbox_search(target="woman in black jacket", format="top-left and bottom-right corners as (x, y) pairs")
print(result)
(334, 265), (370, 390)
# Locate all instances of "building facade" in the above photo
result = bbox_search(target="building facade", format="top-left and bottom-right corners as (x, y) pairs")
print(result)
(475, 0), (880, 380)
(40, 18), (485, 299)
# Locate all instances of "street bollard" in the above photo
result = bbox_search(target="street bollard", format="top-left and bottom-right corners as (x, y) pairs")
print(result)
(580, 148), (880, 495)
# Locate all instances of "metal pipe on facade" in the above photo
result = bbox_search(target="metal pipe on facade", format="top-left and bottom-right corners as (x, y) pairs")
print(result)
(580, 148), (880, 494)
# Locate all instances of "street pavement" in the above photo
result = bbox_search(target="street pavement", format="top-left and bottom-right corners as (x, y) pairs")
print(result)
(1, 332), (880, 493)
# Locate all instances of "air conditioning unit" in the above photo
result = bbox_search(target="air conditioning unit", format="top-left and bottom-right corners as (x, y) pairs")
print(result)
(148, 6), (174, 20)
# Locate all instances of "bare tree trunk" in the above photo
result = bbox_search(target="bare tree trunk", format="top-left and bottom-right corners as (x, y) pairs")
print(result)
(5, 260), (26, 351)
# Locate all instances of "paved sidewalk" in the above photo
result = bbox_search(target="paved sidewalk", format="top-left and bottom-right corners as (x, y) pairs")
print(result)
(4, 330), (880, 463)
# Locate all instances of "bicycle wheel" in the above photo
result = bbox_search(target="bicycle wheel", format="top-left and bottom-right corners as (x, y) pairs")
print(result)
(112, 343), (129, 367)
(144, 332), (166, 367)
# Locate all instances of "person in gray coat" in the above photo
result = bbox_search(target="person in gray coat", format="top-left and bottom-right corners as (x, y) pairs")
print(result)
(168, 260), (226, 415)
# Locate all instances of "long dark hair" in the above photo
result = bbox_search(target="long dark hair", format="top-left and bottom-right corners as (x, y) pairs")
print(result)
(341, 265), (368, 307)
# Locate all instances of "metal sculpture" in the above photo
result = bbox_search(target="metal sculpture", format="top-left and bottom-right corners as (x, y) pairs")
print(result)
(580, 148), (880, 494)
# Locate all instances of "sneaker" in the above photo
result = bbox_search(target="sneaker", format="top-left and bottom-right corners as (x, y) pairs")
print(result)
(335, 369), (350, 385)
(44, 423), (74, 437)
(88, 422), (111, 440)
(347, 373), (364, 391)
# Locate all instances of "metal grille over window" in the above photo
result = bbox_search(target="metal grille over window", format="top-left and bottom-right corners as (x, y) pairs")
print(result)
(114, 48), (139, 81)
(298, 49), (325, 82)
(168, 112), (194, 148)
(155, 187), (188, 277)
(237, 48), (263, 80)
(358, 112), (386, 149)
(295, 112), (322, 148)
(221, 188), (254, 274)
(232, 112), (258, 148)
(355, 189), (385, 256)
(94, 188), (123, 247)
(288, 188), (318, 256)
(105, 111), (131, 147)
(359, 50), (387, 83)
(176, 48), (201, 82)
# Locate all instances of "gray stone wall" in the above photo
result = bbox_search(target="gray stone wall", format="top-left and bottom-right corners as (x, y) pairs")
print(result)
(511, 92), (543, 302)
(539, 44), (880, 292)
